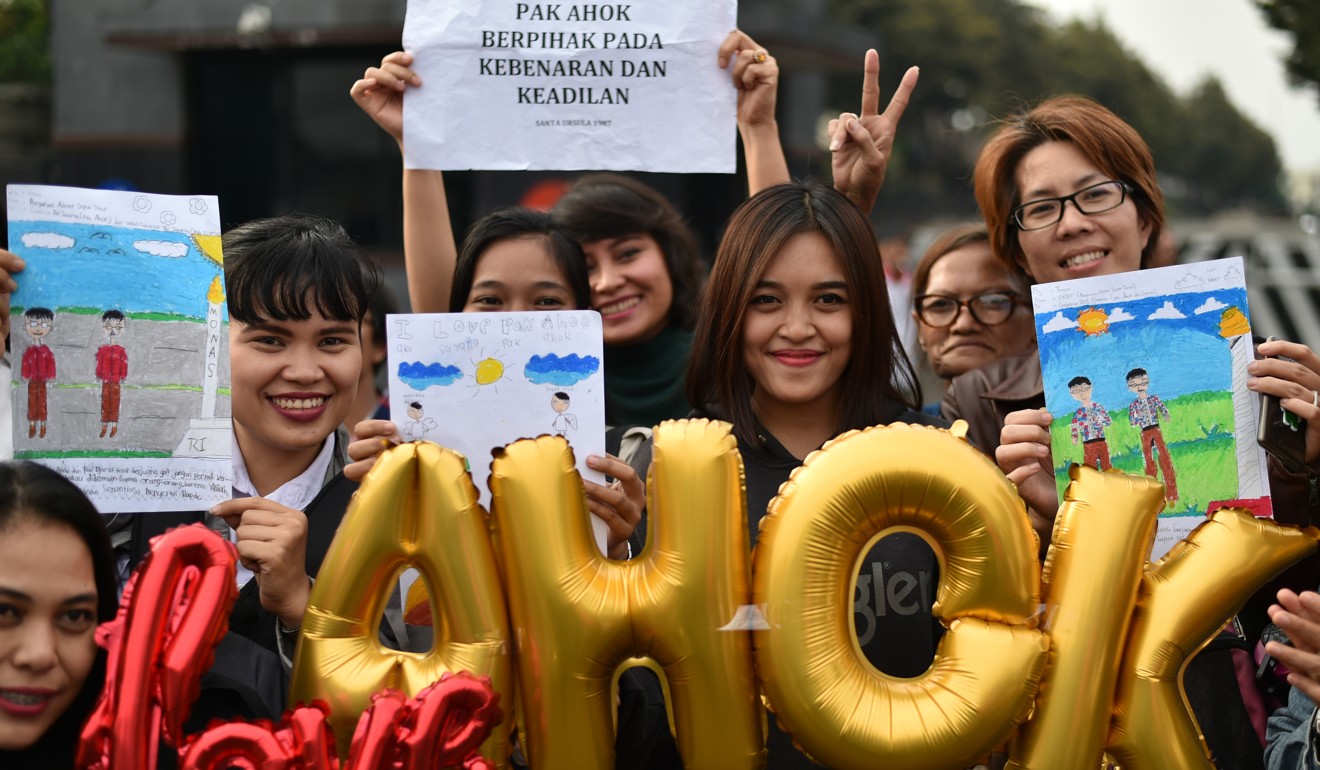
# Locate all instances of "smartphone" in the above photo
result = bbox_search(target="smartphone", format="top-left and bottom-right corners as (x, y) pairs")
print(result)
(1257, 339), (1308, 472)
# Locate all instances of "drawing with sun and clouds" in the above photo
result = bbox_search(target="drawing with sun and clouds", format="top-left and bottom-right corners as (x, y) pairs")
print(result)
(6, 184), (232, 514)
(386, 309), (609, 551)
(1031, 257), (1268, 559)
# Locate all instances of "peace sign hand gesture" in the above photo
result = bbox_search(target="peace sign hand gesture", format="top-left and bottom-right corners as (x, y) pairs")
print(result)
(827, 49), (919, 215)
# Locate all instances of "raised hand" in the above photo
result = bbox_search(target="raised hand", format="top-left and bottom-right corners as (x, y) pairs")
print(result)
(827, 49), (919, 215)
(349, 50), (423, 148)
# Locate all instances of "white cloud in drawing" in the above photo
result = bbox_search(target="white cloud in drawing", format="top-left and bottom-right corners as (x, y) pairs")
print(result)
(1041, 311), (1077, 333)
(1194, 297), (1228, 315)
(1108, 307), (1135, 322)
(1174, 272), (1206, 290)
(134, 239), (188, 258)
(1147, 301), (1186, 320)
(1224, 265), (1244, 281)
(20, 232), (74, 249)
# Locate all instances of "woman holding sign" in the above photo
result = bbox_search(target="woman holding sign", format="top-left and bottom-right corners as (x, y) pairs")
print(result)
(946, 95), (1320, 768)
(350, 33), (788, 428)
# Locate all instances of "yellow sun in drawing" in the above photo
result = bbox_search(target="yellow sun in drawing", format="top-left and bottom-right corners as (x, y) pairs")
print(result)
(475, 357), (505, 385)
(1076, 307), (1110, 337)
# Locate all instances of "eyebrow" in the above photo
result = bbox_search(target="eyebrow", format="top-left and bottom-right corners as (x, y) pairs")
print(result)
(472, 280), (568, 291)
(0, 587), (95, 605)
(1022, 171), (1104, 201)
(754, 279), (849, 290)
(242, 320), (358, 335)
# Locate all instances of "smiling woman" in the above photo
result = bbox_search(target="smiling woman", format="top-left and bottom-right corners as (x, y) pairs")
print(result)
(0, 462), (116, 770)
(551, 174), (704, 427)
(661, 181), (944, 769)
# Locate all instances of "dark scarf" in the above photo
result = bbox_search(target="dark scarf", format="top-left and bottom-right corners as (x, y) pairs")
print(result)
(604, 326), (693, 428)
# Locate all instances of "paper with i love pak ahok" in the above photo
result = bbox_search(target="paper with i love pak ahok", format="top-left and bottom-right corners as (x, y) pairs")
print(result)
(6, 184), (232, 513)
(1032, 257), (1269, 559)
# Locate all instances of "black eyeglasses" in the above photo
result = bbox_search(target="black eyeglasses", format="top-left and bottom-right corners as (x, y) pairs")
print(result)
(915, 291), (1020, 328)
(1012, 180), (1131, 231)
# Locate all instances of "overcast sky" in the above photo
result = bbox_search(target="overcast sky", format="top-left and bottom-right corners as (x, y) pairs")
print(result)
(1022, 0), (1320, 176)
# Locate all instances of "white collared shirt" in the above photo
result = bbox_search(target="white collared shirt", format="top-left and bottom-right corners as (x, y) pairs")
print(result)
(228, 431), (336, 587)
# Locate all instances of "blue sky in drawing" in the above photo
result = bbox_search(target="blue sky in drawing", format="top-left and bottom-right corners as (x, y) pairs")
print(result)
(8, 221), (224, 319)
(1035, 288), (1250, 411)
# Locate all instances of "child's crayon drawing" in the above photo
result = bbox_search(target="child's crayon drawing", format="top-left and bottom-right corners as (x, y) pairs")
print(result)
(6, 185), (231, 513)
(386, 309), (608, 552)
(1032, 257), (1268, 558)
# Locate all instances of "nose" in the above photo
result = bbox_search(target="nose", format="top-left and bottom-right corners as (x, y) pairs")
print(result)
(281, 345), (325, 384)
(11, 621), (59, 673)
(1054, 198), (1094, 236)
(778, 302), (816, 342)
(948, 302), (983, 333)
(591, 259), (625, 297)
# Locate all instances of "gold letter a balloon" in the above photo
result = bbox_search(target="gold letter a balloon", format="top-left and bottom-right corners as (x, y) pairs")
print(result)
(290, 442), (513, 764)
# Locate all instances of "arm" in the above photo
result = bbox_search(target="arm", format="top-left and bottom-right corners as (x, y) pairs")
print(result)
(718, 30), (789, 196)
(350, 52), (457, 312)
(826, 50), (919, 216)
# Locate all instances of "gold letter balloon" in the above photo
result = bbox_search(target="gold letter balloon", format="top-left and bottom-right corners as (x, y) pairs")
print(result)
(282, 423), (1317, 770)
(487, 421), (765, 770)
(753, 423), (1049, 770)
(289, 442), (513, 764)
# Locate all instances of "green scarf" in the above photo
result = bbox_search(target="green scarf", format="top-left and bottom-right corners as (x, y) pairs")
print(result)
(605, 326), (693, 428)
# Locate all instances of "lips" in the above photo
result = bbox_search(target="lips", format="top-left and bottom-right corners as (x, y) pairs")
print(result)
(597, 296), (641, 318)
(1059, 249), (1107, 270)
(771, 350), (823, 367)
(0, 688), (57, 716)
(268, 393), (329, 422)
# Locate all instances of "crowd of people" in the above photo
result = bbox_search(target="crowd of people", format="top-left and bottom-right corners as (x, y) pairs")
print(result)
(4, 31), (1320, 770)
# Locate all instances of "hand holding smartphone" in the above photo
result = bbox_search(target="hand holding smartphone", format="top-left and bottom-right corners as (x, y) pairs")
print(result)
(1257, 337), (1309, 472)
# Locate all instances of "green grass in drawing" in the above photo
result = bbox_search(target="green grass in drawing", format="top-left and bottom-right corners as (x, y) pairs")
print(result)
(50, 383), (230, 395)
(10, 305), (206, 323)
(1050, 390), (1236, 517)
(14, 450), (173, 459)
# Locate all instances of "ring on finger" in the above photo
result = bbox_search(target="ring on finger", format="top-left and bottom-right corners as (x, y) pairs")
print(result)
(1313, 389), (1318, 407)
(752, 49), (768, 63)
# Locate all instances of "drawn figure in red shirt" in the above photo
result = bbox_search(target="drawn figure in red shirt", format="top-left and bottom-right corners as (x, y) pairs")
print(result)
(95, 310), (128, 438)
(20, 307), (56, 439)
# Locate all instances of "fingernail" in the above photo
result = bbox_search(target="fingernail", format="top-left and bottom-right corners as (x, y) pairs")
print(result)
(829, 139), (840, 151)
(848, 119), (858, 132)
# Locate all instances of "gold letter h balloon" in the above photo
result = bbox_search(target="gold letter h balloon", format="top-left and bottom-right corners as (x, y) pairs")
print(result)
(291, 422), (1317, 770)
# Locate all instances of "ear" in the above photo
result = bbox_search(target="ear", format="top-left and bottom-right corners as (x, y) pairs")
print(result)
(1137, 213), (1154, 256)
(371, 344), (387, 366)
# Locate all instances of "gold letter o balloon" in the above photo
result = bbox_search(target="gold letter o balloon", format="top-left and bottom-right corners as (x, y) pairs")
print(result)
(753, 422), (1049, 770)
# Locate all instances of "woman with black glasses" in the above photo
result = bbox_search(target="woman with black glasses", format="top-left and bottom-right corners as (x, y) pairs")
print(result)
(909, 223), (1035, 413)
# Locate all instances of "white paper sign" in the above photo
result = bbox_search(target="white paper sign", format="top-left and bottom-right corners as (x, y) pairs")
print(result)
(386, 310), (610, 552)
(7, 185), (232, 513)
(403, 0), (737, 172)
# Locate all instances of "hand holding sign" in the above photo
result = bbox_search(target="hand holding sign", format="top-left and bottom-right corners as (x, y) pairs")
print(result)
(350, 51), (424, 148)
(828, 49), (919, 215)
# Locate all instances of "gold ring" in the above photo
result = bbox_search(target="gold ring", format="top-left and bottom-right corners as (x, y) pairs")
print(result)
(753, 50), (768, 63)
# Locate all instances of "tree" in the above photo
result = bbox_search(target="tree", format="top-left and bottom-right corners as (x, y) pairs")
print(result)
(1258, 0), (1320, 105)
(0, 0), (50, 83)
